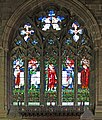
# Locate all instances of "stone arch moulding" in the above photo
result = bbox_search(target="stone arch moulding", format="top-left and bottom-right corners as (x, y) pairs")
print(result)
(1, 0), (101, 112)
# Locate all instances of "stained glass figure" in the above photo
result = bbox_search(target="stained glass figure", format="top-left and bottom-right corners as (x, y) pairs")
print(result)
(38, 10), (64, 31)
(45, 62), (57, 106)
(80, 57), (90, 89)
(20, 23), (34, 42)
(13, 58), (24, 89)
(28, 58), (40, 106)
(68, 21), (83, 42)
(62, 57), (74, 106)
(77, 58), (90, 105)
(28, 58), (40, 89)
(13, 58), (24, 105)
(47, 63), (57, 91)
(62, 57), (74, 89)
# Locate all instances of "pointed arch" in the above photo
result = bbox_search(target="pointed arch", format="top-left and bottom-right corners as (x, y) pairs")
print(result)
(2, 0), (101, 49)
(1, 0), (101, 117)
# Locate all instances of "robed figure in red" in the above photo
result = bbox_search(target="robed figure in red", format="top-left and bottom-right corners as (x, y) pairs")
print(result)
(14, 65), (21, 88)
(81, 64), (90, 89)
(48, 63), (57, 90)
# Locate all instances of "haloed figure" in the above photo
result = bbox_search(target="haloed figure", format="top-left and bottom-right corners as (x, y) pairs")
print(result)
(29, 59), (40, 89)
(81, 64), (90, 89)
(48, 63), (57, 90)
(30, 64), (38, 88)
(65, 58), (74, 89)
(14, 65), (21, 88)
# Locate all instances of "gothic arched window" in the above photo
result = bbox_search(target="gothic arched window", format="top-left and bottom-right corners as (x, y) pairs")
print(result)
(9, 4), (94, 116)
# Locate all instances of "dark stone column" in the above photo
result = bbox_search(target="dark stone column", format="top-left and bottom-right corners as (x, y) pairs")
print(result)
(95, 47), (102, 119)
(0, 48), (7, 117)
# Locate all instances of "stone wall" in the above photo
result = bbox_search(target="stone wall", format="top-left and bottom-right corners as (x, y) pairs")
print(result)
(81, 0), (102, 36)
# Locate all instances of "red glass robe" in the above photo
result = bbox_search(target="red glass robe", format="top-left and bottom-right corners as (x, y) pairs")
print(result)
(81, 67), (90, 88)
(48, 68), (56, 89)
(15, 72), (20, 86)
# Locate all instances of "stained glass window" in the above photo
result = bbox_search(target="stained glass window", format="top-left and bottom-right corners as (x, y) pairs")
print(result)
(45, 62), (58, 106)
(68, 21), (83, 42)
(20, 23), (34, 42)
(38, 10), (64, 31)
(61, 19), (91, 105)
(13, 58), (24, 89)
(13, 58), (24, 105)
(9, 5), (94, 116)
(28, 58), (40, 106)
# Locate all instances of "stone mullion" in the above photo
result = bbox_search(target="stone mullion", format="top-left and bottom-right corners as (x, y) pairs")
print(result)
(24, 58), (28, 106)
(40, 45), (44, 105)
(58, 43), (62, 106)
(74, 57), (78, 106)
(74, 44), (78, 106)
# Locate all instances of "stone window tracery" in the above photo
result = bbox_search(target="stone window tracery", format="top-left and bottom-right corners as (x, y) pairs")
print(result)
(9, 4), (94, 116)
